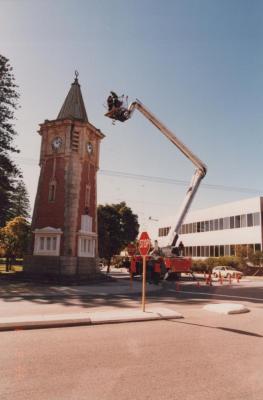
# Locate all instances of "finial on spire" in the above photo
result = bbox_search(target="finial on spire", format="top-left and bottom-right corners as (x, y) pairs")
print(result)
(74, 70), (79, 83)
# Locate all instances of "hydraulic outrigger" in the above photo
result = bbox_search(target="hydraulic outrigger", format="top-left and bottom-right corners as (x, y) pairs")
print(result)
(105, 95), (207, 259)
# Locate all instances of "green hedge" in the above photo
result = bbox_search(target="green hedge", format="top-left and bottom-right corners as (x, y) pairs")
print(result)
(192, 256), (240, 273)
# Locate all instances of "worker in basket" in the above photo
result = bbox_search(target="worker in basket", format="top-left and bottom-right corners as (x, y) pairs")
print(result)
(106, 91), (130, 123)
(107, 91), (123, 111)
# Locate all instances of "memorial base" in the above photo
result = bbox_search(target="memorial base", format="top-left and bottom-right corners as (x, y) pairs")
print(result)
(23, 255), (100, 282)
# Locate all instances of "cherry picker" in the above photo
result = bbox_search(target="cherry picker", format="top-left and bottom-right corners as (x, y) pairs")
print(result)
(105, 93), (207, 279)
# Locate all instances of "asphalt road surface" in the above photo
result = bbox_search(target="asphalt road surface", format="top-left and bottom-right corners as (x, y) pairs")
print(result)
(0, 277), (263, 400)
(1, 311), (262, 400)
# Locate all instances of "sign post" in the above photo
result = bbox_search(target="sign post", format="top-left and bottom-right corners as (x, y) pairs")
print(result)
(138, 232), (151, 312)
(127, 243), (137, 289)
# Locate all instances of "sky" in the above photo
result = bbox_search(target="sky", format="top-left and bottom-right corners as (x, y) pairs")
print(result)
(1, 0), (263, 234)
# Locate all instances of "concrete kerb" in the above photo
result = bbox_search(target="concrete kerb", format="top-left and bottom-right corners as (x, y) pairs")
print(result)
(0, 308), (183, 332)
(0, 314), (92, 332)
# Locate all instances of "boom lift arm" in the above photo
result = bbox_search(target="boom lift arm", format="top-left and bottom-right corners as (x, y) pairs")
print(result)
(105, 97), (207, 256)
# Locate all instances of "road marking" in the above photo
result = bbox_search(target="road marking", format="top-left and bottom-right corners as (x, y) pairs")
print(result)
(168, 289), (263, 302)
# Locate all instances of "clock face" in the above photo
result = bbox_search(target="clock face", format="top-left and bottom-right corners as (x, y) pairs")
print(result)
(52, 136), (62, 151)
(87, 142), (93, 154)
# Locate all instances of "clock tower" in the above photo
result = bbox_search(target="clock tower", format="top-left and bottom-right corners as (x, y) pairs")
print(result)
(25, 74), (105, 280)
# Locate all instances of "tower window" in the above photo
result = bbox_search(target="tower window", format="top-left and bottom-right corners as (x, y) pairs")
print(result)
(85, 185), (91, 207)
(48, 181), (56, 202)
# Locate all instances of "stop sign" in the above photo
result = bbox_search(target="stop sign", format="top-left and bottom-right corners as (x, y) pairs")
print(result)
(138, 231), (151, 256)
(127, 243), (137, 256)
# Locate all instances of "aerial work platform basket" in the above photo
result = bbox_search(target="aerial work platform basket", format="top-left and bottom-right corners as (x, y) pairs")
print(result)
(105, 91), (130, 122)
(104, 106), (130, 122)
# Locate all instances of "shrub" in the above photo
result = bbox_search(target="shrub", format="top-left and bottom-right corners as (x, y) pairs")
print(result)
(191, 256), (240, 273)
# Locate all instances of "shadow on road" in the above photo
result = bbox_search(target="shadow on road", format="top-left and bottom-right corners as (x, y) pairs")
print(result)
(0, 273), (262, 311)
(167, 319), (263, 338)
(0, 278), (213, 311)
(162, 281), (263, 305)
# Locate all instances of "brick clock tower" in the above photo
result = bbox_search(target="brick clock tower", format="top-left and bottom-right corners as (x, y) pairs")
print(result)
(25, 74), (105, 279)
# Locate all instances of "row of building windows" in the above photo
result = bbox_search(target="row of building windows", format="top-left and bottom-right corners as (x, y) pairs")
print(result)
(158, 212), (261, 237)
(159, 227), (171, 237)
(184, 243), (261, 258)
(180, 212), (261, 235)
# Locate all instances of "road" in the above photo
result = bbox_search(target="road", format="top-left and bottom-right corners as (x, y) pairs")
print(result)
(0, 274), (262, 400)
(1, 310), (262, 400)
(0, 274), (262, 318)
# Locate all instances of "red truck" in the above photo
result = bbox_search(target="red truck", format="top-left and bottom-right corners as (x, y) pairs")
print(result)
(128, 255), (192, 282)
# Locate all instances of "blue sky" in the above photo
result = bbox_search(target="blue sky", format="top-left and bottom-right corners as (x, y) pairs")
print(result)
(1, 0), (263, 231)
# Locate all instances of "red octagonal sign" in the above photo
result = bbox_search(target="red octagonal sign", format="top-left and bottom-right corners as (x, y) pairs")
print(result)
(138, 231), (151, 256)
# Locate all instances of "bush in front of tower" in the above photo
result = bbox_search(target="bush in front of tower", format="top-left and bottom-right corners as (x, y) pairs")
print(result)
(0, 216), (31, 272)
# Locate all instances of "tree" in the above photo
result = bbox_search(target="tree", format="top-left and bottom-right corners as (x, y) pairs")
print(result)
(246, 250), (263, 276)
(0, 216), (31, 271)
(0, 54), (21, 227)
(97, 202), (139, 271)
(112, 202), (139, 245)
(249, 251), (263, 267)
(8, 179), (30, 221)
(235, 245), (254, 272)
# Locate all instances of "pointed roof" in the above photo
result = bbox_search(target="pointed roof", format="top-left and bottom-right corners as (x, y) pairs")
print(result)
(57, 72), (88, 122)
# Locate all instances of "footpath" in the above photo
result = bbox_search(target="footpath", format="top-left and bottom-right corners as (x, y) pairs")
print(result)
(0, 269), (182, 331)
(0, 269), (158, 298)
(0, 268), (257, 331)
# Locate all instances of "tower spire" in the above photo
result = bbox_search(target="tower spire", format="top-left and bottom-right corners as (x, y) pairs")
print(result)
(57, 72), (88, 121)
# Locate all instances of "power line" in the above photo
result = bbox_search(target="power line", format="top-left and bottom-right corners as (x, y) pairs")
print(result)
(99, 169), (262, 195)
(14, 156), (262, 195)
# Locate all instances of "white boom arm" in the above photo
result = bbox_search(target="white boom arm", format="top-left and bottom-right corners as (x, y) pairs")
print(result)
(106, 97), (207, 255)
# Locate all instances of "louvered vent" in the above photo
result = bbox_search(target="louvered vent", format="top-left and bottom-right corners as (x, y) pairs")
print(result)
(72, 131), (79, 151)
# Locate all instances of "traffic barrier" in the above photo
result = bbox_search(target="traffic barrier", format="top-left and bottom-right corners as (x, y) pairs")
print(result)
(206, 273), (212, 286)
(130, 258), (136, 273)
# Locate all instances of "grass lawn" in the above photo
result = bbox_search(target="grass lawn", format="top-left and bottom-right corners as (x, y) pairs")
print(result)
(0, 264), (23, 273)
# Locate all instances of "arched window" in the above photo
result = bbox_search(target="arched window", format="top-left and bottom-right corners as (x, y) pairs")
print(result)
(85, 185), (91, 207)
(48, 181), (56, 202)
